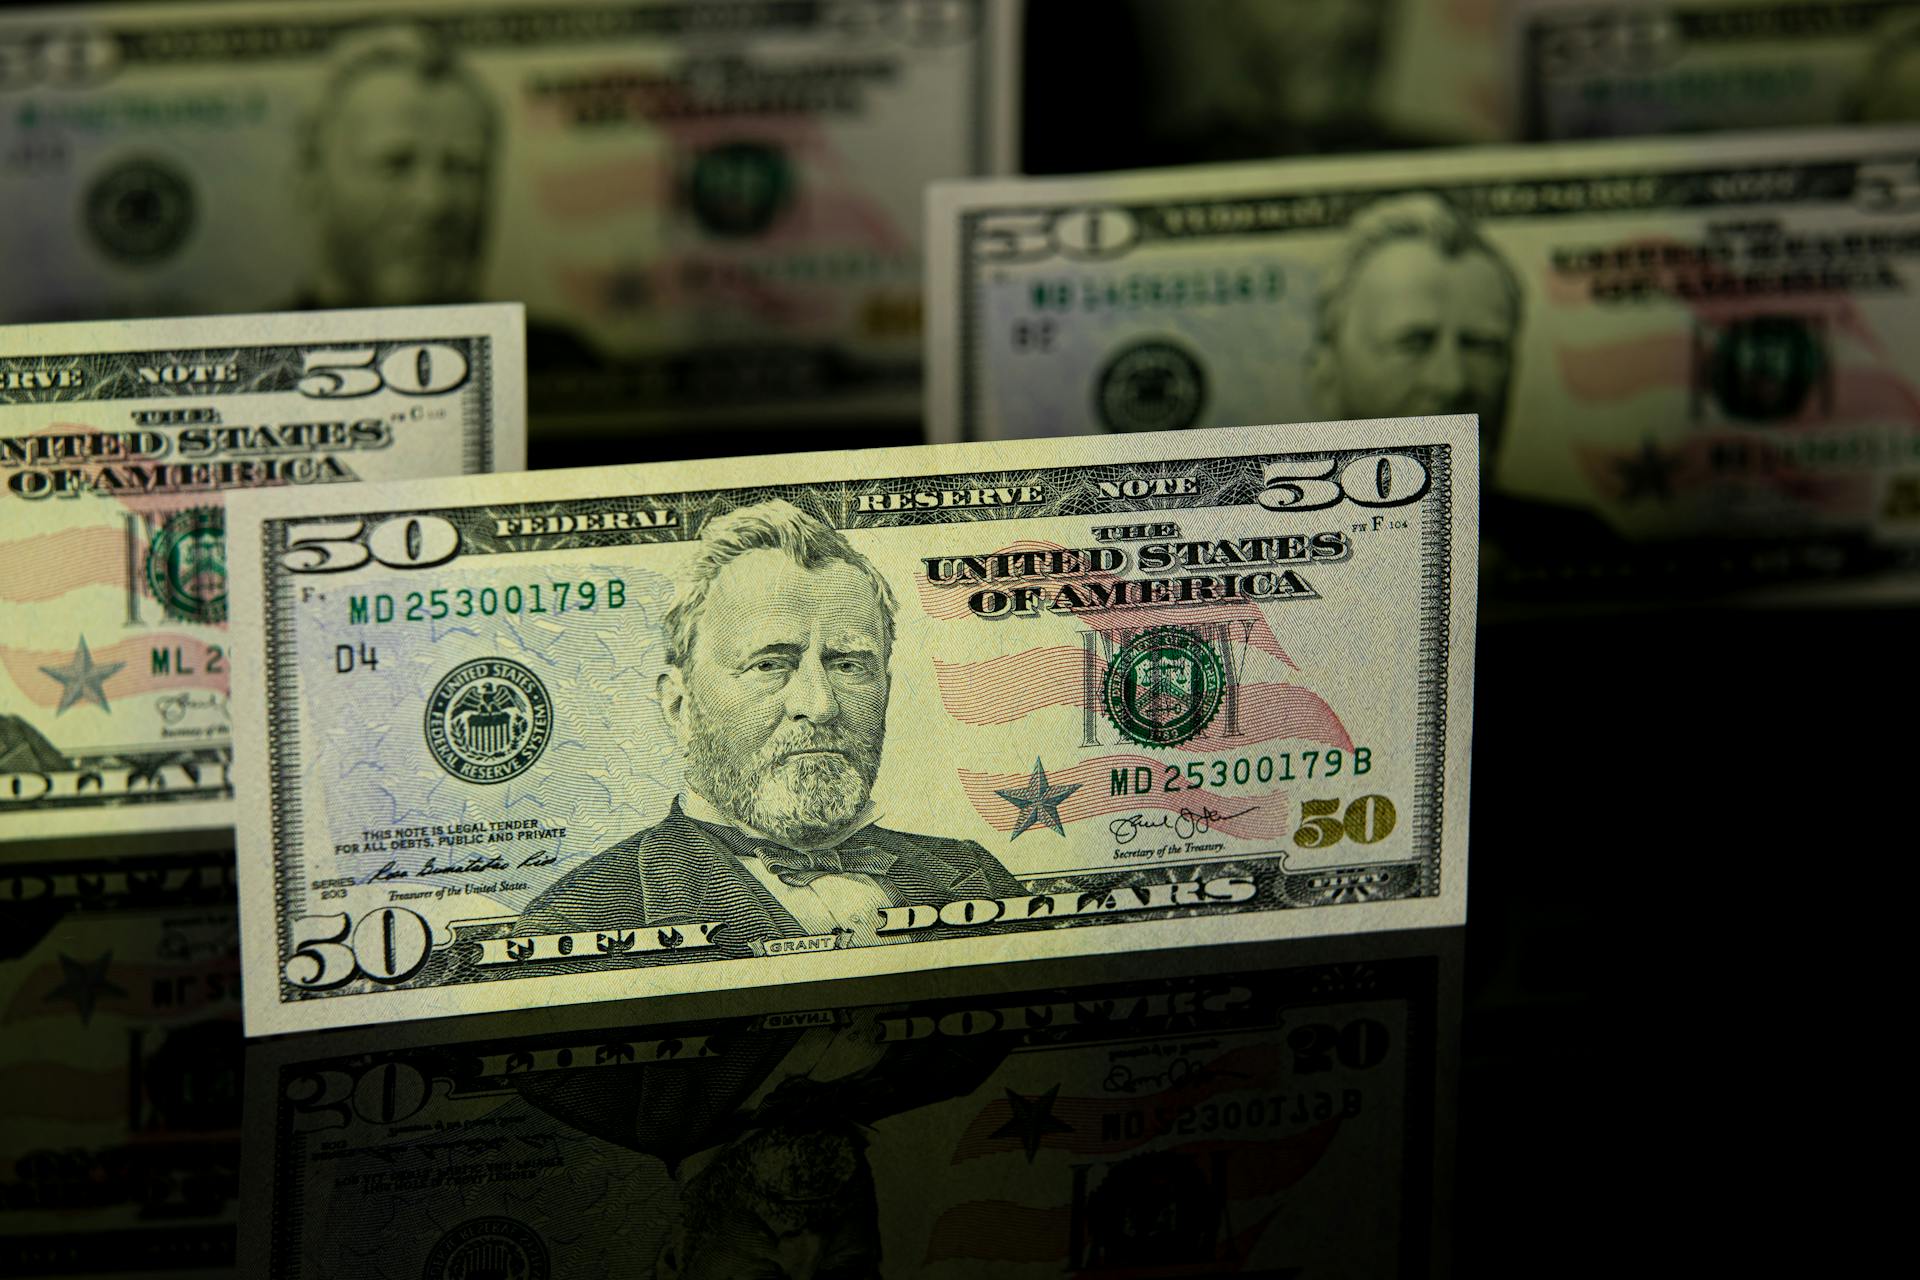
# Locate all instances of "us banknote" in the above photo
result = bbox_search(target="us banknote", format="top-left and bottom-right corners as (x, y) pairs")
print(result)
(227, 420), (1476, 1034)
(0, 0), (1015, 432)
(0, 306), (525, 849)
(0, 849), (241, 1278)
(927, 129), (1920, 596)
(1118, 0), (1505, 162)
(240, 931), (1458, 1277)
(1512, 0), (1920, 140)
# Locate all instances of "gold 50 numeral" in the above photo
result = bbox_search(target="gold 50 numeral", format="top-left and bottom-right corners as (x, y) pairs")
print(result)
(1293, 795), (1397, 849)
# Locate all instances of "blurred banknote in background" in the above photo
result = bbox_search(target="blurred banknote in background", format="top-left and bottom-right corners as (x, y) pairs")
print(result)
(241, 936), (1456, 1277)
(1513, 0), (1920, 140)
(0, 306), (524, 848)
(227, 421), (1475, 1034)
(0, 850), (241, 1278)
(928, 129), (1920, 597)
(1124, 0), (1506, 161)
(0, 0), (1013, 432)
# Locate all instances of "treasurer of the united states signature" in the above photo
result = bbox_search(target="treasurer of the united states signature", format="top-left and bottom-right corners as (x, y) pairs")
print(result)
(361, 851), (559, 883)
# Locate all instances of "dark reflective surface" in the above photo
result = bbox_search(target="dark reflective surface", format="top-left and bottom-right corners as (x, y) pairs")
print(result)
(0, 851), (240, 1276)
(238, 931), (1458, 1278)
(0, 847), (1463, 1276)
(3, 598), (1904, 1274)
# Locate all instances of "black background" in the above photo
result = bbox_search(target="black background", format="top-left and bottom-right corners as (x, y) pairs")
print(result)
(2, 1), (1901, 1273)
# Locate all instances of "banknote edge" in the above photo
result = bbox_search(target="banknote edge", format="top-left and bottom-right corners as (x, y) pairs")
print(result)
(1, 308), (521, 840)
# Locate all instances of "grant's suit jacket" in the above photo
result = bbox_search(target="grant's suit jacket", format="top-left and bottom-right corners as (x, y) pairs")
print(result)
(509, 799), (1024, 961)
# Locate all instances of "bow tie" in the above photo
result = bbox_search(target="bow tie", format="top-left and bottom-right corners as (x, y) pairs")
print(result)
(754, 843), (896, 888)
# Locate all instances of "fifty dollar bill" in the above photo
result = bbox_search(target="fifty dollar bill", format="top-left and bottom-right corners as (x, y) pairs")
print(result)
(0, 306), (524, 849)
(1511, 0), (1920, 140)
(927, 129), (1920, 595)
(228, 420), (1477, 1034)
(0, 0), (1015, 431)
(1120, 0), (1506, 159)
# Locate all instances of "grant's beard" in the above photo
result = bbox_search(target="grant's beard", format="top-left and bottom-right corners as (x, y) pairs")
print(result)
(674, 1119), (879, 1273)
(319, 213), (485, 307)
(684, 704), (883, 848)
(709, 1119), (868, 1223)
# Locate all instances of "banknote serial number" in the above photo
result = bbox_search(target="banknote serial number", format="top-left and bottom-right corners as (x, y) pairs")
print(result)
(1112, 748), (1373, 794)
(348, 580), (627, 625)
(1101, 1017), (1389, 1138)
(1106, 1091), (1365, 1144)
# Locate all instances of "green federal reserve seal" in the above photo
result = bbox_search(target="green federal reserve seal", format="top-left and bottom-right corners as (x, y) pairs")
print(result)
(1095, 339), (1206, 433)
(425, 659), (553, 785)
(1704, 316), (1827, 423)
(422, 1216), (549, 1280)
(145, 507), (227, 624)
(1103, 626), (1224, 748)
(688, 141), (793, 237)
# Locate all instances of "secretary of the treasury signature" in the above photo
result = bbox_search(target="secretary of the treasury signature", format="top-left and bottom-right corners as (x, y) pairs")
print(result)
(157, 691), (228, 724)
(1110, 805), (1259, 845)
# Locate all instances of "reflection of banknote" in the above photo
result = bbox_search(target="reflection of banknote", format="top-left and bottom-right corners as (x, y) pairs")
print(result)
(1120, 0), (1505, 161)
(0, 0), (1013, 431)
(227, 421), (1477, 1034)
(0, 306), (524, 848)
(927, 130), (1920, 595)
(1512, 0), (1920, 140)
(0, 850), (241, 1278)
(241, 932), (1457, 1277)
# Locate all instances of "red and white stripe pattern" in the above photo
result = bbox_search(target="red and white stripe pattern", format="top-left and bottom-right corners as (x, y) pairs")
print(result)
(920, 1041), (1341, 1266)
(1547, 235), (1919, 514)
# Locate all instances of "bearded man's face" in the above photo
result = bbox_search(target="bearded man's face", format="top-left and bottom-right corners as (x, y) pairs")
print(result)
(1312, 239), (1517, 474)
(660, 1119), (881, 1280)
(309, 66), (492, 306)
(674, 550), (890, 847)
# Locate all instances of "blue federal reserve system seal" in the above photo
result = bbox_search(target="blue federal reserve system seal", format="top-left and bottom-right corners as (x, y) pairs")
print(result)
(424, 659), (553, 785)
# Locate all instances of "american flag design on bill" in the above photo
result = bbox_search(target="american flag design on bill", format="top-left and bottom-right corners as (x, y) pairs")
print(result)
(0, 306), (525, 849)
